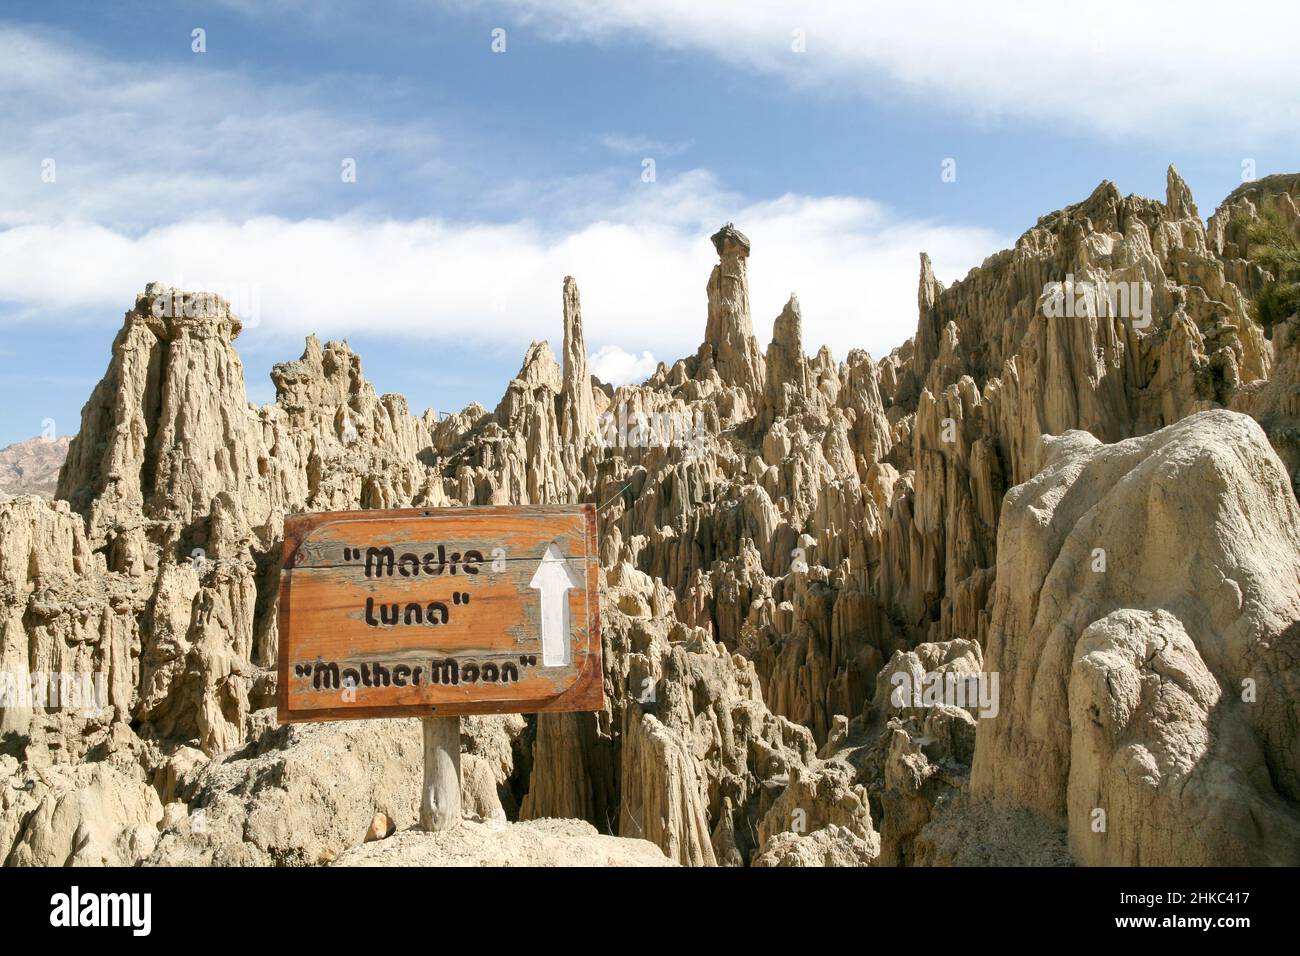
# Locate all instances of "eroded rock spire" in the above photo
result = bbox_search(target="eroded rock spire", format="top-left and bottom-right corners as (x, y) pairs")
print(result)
(762, 293), (809, 422)
(698, 222), (765, 404)
(560, 276), (597, 442)
(1166, 164), (1199, 220)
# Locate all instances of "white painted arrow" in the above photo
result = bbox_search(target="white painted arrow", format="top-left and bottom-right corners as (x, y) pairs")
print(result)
(529, 543), (582, 667)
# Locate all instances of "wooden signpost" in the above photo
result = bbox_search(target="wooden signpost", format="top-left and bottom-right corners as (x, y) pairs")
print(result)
(276, 504), (604, 830)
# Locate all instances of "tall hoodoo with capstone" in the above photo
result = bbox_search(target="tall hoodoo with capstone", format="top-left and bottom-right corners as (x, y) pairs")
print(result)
(697, 223), (766, 408)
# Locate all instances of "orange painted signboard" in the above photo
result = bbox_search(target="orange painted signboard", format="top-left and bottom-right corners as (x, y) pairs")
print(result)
(276, 504), (604, 722)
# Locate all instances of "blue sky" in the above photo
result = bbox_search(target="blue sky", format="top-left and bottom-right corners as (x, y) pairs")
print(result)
(2, 0), (1297, 445)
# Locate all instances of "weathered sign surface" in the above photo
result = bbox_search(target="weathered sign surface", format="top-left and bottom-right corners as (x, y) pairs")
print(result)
(277, 504), (603, 722)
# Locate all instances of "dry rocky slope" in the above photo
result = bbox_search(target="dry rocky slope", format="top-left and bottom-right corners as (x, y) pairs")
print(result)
(0, 435), (69, 498)
(2, 168), (1298, 867)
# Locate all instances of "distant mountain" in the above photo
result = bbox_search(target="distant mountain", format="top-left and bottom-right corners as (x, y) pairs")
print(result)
(0, 435), (70, 498)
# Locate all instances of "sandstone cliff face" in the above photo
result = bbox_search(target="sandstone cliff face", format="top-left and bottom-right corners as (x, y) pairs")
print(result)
(1, 169), (1298, 866)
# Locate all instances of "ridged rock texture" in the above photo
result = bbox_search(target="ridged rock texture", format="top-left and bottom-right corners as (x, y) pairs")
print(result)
(1, 168), (1298, 866)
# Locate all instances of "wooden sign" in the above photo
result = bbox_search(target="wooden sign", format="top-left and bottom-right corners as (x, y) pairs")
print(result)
(276, 504), (604, 722)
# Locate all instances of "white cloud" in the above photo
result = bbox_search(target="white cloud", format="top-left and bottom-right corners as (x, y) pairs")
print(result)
(485, 0), (1300, 144)
(0, 24), (446, 231)
(0, 179), (1003, 365)
(589, 345), (660, 385)
(0, 19), (1006, 370)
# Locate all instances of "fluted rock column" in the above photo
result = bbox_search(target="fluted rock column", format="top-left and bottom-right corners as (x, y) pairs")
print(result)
(1166, 164), (1199, 220)
(697, 223), (765, 404)
(560, 276), (597, 444)
(762, 293), (810, 423)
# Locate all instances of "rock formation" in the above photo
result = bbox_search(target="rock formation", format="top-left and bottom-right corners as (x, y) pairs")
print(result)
(697, 223), (766, 408)
(1, 168), (1298, 866)
(971, 411), (1300, 865)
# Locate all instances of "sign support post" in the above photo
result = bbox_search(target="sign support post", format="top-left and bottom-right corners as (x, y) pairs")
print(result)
(420, 715), (461, 831)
